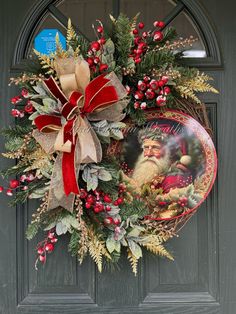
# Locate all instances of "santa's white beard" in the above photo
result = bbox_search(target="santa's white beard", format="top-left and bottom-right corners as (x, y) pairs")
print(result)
(132, 153), (171, 187)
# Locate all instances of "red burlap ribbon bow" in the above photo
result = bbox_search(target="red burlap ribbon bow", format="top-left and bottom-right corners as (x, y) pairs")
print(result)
(32, 57), (127, 211)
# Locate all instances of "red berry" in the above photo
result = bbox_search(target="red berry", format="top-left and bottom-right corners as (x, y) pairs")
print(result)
(153, 21), (165, 28)
(136, 48), (143, 55)
(140, 102), (147, 110)
(161, 76), (169, 84)
(24, 103), (34, 114)
(134, 57), (142, 64)
(106, 205), (111, 212)
(143, 76), (150, 82)
(164, 86), (171, 94)
(158, 80), (165, 87)
(21, 89), (29, 97)
(45, 243), (54, 252)
(39, 255), (46, 263)
(50, 237), (58, 243)
(134, 37), (141, 45)
(37, 247), (44, 255)
(134, 91), (144, 100)
(86, 195), (94, 204)
(150, 80), (159, 90)
(20, 175), (27, 182)
(87, 57), (94, 66)
(158, 21), (165, 28)
(99, 63), (108, 72)
(26, 173), (35, 182)
(137, 80), (146, 91)
(113, 218), (121, 225)
(104, 217), (113, 225)
(142, 31), (148, 38)
(94, 206), (101, 213)
(134, 101), (140, 109)
(85, 202), (91, 209)
(11, 96), (21, 105)
(6, 189), (13, 196)
(156, 95), (167, 106)
(94, 56), (100, 64)
(11, 109), (20, 117)
(116, 197), (123, 205)
(9, 179), (19, 189)
(103, 194), (112, 203)
(97, 26), (103, 33)
(158, 201), (167, 206)
(138, 42), (146, 50)
(79, 189), (88, 199)
(153, 31), (163, 41)
(48, 232), (55, 239)
(145, 89), (155, 100)
(133, 29), (138, 35)
(153, 21), (159, 27)
(138, 22), (145, 29)
(0, 186), (3, 193)
(90, 41), (100, 51)
(98, 37), (106, 45)
(125, 85), (131, 94)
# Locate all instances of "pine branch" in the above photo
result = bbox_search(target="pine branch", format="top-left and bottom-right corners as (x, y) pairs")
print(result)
(68, 230), (80, 256)
(137, 49), (175, 75)
(113, 14), (133, 69)
(0, 163), (27, 179)
(1, 125), (32, 139)
(26, 222), (40, 240)
(120, 198), (149, 221)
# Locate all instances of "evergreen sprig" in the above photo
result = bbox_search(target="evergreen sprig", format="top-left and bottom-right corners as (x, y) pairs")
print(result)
(119, 198), (149, 221)
(113, 14), (133, 69)
(68, 230), (80, 256)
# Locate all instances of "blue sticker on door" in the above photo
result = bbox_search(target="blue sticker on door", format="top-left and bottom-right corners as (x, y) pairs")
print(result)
(34, 29), (66, 55)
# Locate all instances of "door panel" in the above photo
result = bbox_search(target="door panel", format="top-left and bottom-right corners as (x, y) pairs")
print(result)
(1, 0), (235, 313)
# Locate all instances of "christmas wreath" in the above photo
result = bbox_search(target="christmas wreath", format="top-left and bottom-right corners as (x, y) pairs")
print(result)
(1, 14), (218, 275)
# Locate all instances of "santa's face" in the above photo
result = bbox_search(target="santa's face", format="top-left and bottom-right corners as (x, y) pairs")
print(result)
(143, 139), (165, 159)
(132, 139), (170, 186)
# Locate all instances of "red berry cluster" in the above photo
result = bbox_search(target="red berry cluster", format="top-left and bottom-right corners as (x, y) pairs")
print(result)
(86, 22), (108, 74)
(11, 89), (34, 118)
(80, 188), (124, 227)
(132, 75), (171, 109)
(131, 20), (165, 64)
(0, 174), (35, 196)
(36, 230), (58, 265)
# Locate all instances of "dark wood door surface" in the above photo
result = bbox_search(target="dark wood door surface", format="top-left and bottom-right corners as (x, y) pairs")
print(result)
(0, 0), (235, 313)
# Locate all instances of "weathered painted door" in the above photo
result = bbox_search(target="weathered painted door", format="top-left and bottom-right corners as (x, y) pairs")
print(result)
(0, 0), (235, 313)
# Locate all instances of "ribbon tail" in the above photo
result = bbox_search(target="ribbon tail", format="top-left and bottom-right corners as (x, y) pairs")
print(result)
(62, 140), (80, 196)
(47, 153), (76, 212)
(75, 117), (102, 164)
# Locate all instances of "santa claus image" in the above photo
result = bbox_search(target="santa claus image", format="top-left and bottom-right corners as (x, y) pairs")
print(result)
(131, 124), (193, 193)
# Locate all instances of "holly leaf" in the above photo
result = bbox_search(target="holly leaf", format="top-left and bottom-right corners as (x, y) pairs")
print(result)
(98, 168), (112, 181)
(106, 237), (116, 253)
(32, 83), (47, 96)
(61, 215), (79, 230)
(127, 226), (145, 238)
(56, 221), (68, 235)
(127, 239), (142, 259)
